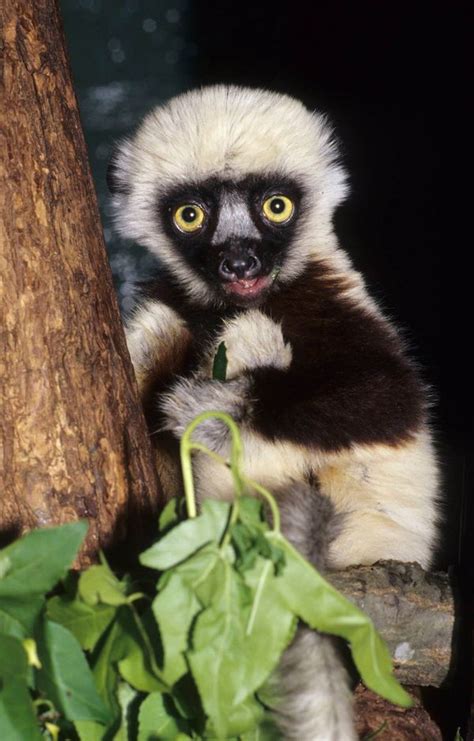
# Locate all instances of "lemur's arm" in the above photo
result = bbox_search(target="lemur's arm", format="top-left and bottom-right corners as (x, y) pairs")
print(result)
(248, 349), (425, 451)
(125, 298), (192, 406)
(161, 309), (426, 453)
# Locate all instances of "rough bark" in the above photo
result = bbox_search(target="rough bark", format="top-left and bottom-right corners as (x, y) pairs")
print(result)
(330, 561), (456, 687)
(0, 0), (163, 566)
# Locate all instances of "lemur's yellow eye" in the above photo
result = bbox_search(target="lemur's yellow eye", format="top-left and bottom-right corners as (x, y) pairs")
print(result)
(173, 204), (205, 233)
(262, 195), (294, 224)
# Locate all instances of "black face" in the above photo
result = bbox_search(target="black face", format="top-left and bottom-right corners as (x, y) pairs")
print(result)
(158, 174), (304, 306)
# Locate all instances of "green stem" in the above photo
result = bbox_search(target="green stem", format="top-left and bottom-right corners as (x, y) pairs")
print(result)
(179, 411), (281, 533)
(191, 442), (230, 467)
(180, 411), (245, 518)
(245, 479), (281, 533)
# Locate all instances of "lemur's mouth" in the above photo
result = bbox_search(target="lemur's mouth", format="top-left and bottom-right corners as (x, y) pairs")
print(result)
(223, 274), (271, 300)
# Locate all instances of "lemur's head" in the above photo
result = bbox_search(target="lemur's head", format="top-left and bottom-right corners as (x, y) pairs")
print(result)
(108, 85), (348, 307)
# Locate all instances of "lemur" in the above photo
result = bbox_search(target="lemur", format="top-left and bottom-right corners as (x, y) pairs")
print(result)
(108, 85), (439, 740)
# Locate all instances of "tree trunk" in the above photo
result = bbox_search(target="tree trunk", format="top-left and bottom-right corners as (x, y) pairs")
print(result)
(0, 0), (163, 566)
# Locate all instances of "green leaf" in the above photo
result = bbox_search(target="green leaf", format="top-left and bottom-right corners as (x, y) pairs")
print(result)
(241, 717), (283, 740)
(184, 554), (295, 735)
(231, 522), (285, 576)
(152, 572), (201, 686)
(36, 619), (110, 724)
(173, 545), (221, 608)
(113, 682), (139, 741)
(0, 522), (87, 598)
(118, 640), (165, 694)
(117, 609), (166, 693)
(79, 564), (128, 607)
(158, 497), (182, 533)
(238, 497), (267, 527)
(212, 341), (228, 381)
(0, 634), (42, 740)
(89, 617), (124, 723)
(140, 500), (230, 571)
(268, 532), (412, 708)
(187, 562), (252, 738)
(74, 720), (105, 741)
(47, 595), (116, 652)
(231, 522), (260, 573)
(206, 695), (266, 738)
(0, 597), (43, 639)
(137, 692), (187, 740)
(240, 557), (297, 696)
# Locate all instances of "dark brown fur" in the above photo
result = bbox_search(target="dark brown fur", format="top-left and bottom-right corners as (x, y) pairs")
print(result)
(141, 260), (426, 454)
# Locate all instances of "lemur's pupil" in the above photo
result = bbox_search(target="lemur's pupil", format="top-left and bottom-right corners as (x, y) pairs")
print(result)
(183, 207), (196, 222)
(271, 199), (284, 213)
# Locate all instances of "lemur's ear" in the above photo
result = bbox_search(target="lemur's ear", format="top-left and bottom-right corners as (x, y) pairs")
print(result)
(106, 147), (130, 195)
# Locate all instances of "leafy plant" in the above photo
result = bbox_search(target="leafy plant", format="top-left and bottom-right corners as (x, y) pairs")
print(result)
(0, 412), (411, 740)
(0, 522), (108, 739)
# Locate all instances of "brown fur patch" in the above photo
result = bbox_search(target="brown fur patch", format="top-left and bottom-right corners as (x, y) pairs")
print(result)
(249, 260), (427, 449)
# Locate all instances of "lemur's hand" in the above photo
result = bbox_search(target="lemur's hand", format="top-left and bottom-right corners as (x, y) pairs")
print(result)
(205, 310), (292, 380)
(160, 376), (251, 452)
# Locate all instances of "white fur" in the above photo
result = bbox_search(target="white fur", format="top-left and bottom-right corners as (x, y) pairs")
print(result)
(111, 86), (350, 304)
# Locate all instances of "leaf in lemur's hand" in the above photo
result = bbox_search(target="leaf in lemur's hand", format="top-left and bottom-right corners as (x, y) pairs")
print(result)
(212, 341), (228, 381)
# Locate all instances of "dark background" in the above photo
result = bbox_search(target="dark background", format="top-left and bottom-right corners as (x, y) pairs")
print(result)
(61, 1), (471, 734)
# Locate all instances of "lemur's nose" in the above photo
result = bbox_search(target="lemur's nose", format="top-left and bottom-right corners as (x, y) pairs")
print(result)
(219, 254), (261, 281)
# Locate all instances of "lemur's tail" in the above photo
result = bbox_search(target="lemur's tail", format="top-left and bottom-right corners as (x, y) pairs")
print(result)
(269, 482), (357, 741)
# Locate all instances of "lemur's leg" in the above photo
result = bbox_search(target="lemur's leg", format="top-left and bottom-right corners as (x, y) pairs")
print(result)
(268, 482), (356, 741)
